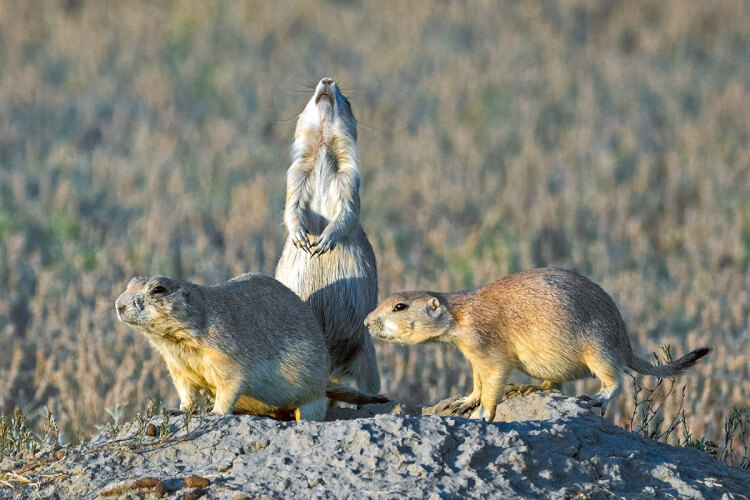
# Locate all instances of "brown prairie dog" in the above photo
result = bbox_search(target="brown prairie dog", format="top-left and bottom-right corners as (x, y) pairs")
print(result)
(275, 77), (380, 395)
(364, 268), (711, 421)
(115, 273), (387, 421)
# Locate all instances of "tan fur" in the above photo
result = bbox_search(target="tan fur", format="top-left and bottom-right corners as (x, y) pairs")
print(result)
(275, 77), (380, 395)
(115, 273), (387, 421)
(365, 268), (711, 421)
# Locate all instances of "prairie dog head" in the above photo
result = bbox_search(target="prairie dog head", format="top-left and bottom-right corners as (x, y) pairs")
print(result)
(364, 292), (457, 344)
(115, 275), (205, 339)
(296, 77), (357, 142)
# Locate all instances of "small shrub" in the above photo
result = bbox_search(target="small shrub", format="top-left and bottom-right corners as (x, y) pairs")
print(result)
(0, 407), (60, 458)
(95, 403), (127, 441)
(628, 345), (685, 443)
(0, 407), (36, 457)
(630, 346), (750, 470)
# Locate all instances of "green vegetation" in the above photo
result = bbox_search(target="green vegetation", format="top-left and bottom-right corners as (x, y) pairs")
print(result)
(1, 407), (59, 458)
(0, 0), (748, 451)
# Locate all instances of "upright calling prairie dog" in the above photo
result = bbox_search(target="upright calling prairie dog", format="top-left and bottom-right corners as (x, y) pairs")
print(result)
(115, 273), (387, 421)
(364, 268), (711, 421)
(275, 77), (380, 394)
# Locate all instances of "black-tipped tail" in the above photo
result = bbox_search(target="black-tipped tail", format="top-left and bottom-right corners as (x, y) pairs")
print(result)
(325, 383), (390, 406)
(628, 347), (711, 378)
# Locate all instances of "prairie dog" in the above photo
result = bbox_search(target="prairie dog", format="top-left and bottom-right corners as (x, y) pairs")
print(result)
(115, 273), (387, 421)
(364, 268), (710, 421)
(275, 77), (380, 394)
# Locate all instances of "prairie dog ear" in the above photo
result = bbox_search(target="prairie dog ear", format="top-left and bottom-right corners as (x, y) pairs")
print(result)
(426, 297), (441, 317)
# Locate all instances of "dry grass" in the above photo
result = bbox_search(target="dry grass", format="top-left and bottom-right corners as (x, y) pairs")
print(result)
(0, 0), (748, 446)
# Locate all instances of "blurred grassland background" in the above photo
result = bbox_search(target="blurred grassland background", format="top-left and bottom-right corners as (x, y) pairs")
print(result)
(0, 0), (749, 444)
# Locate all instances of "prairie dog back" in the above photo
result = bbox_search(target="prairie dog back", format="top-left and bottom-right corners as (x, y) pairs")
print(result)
(275, 77), (380, 395)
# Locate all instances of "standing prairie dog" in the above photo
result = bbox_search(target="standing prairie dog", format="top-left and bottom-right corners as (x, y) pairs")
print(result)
(275, 77), (380, 394)
(364, 268), (711, 421)
(115, 273), (387, 421)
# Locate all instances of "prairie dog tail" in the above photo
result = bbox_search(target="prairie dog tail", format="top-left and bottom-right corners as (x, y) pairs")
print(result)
(627, 347), (711, 378)
(325, 383), (390, 406)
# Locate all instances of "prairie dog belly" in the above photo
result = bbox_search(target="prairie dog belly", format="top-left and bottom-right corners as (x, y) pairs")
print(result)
(277, 229), (376, 299)
(515, 350), (592, 382)
(510, 327), (592, 382)
(276, 229), (377, 371)
(303, 147), (338, 234)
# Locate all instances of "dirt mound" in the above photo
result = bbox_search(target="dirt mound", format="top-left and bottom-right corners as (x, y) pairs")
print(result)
(2, 392), (747, 498)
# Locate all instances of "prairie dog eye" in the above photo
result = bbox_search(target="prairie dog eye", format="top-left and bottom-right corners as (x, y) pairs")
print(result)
(151, 285), (167, 295)
(392, 303), (408, 312)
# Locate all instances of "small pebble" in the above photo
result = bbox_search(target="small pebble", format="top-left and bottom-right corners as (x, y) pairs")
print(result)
(135, 477), (161, 488)
(146, 424), (157, 437)
(183, 475), (210, 488)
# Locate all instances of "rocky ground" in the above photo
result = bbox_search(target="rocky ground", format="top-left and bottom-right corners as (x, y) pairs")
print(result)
(1, 391), (748, 499)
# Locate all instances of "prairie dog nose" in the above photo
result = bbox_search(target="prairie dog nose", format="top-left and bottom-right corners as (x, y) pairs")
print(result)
(320, 77), (334, 86)
(115, 298), (126, 315)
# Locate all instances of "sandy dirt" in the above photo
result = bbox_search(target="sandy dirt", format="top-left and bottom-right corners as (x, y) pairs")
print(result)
(2, 391), (748, 499)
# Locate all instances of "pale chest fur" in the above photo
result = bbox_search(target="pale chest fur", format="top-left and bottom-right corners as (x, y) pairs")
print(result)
(296, 152), (356, 237)
(149, 336), (230, 393)
(304, 143), (342, 227)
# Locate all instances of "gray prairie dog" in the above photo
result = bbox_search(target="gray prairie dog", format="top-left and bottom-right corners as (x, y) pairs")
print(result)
(115, 273), (387, 421)
(275, 77), (380, 394)
(364, 268), (710, 421)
